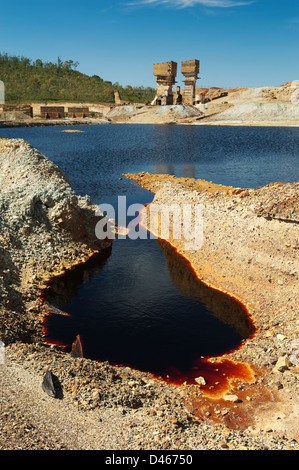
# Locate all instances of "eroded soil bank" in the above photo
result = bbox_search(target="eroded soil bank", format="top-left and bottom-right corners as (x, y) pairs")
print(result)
(124, 172), (299, 440)
(0, 139), (298, 450)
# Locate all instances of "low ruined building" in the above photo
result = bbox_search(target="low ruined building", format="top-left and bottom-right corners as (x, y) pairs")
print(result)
(1, 104), (33, 117)
(0, 81), (4, 104)
(153, 61), (177, 105)
(181, 60), (200, 105)
(68, 107), (90, 118)
(40, 106), (65, 119)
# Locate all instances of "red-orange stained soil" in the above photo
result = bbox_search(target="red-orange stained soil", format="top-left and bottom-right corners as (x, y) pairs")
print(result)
(184, 364), (278, 431)
(160, 356), (256, 394)
(40, 221), (257, 422)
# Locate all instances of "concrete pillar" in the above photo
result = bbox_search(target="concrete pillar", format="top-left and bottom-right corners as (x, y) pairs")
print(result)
(181, 60), (200, 105)
(114, 89), (122, 105)
(153, 61), (177, 105)
(0, 81), (5, 104)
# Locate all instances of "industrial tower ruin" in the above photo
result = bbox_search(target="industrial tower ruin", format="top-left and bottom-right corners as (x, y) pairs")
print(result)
(152, 59), (200, 106)
(152, 61), (177, 105)
(181, 59), (200, 105)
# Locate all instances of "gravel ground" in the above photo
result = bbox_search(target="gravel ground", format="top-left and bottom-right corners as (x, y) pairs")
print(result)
(0, 139), (298, 451)
(1, 342), (298, 451)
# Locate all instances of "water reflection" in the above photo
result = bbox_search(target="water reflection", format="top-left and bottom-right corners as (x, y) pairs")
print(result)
(158, 240), (255, 339)
(154, 164), (175, 175)
(181, 164), (196, 178)
(153, 163), (197, 179)
(1, 125), (297, 193)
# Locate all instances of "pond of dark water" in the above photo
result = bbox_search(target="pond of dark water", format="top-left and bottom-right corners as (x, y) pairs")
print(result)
(1, 123), (298, 383)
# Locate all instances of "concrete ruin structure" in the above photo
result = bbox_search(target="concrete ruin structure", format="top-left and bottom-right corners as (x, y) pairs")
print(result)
(114, 89), (130, 106)
(152, 61), (177, 105)
(152, 59), (200, 106)
(40, 106), (65, 119)
(181, 59), (200, 105)
(0, 104), (33, 117)
(0, 81), (4, 104)
(68, 107), (89, 118)
(114, 89), (122, 105)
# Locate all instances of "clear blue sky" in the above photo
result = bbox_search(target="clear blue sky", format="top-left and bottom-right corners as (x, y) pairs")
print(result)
(0, 0), (298, 89)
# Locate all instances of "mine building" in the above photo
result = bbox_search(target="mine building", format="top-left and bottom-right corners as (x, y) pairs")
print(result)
(40, 106), (65, 119)
(68, 107), (90, 118)
(0, 104), (33, 117)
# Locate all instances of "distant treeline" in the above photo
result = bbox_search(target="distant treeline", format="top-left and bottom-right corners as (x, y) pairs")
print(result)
(0, 53), (155, 104)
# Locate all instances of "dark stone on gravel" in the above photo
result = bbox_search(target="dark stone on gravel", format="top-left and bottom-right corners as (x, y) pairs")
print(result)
(42, 370), (57, 398)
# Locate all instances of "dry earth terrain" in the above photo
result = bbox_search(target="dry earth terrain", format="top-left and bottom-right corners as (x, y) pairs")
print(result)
(1, 82), (299, 128)
(100, 83), (299, 126)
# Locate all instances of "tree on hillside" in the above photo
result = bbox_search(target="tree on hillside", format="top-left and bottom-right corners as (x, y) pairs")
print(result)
(0, 53), (156, 104)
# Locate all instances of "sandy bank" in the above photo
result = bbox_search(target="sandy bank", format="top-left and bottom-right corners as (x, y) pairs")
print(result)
(124, 172), (299, 439)
(0, 117), (111, 128)
(102, 85), (299, 126)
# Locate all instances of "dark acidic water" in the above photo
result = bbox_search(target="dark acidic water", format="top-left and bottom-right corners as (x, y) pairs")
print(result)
(44, 238), (254, 381)
(1, 124), (298, 205)
(1, 124), (297, 381)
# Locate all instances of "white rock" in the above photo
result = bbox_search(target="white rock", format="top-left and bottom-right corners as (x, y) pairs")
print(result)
(223, 394), (239, 402)
(276, 334), (286, 341)
(195, 376), (206, 386)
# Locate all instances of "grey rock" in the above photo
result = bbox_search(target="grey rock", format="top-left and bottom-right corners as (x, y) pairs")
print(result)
(42, 370), (57, 398)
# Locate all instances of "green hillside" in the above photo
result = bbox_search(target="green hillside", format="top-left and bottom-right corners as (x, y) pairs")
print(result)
(0, 53), (155, 104)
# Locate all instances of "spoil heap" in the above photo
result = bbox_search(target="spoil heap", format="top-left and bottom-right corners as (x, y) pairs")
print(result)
(0, 138), (111, 344)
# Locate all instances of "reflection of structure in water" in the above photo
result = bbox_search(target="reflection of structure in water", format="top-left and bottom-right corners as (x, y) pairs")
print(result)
(152, 59), (200, 106)
(154, 164), (175, 175)
(181, 163), (196, 179)
(157, 239), (256, 339)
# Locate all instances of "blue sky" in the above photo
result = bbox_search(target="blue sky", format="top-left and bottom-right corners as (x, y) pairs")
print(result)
(0, 0), (298, 89)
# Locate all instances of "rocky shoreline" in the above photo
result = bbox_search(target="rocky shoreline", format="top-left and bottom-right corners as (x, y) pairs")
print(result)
(0, 117), (111, 128)
(0, 139), (298, 450)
